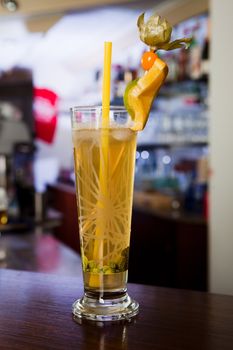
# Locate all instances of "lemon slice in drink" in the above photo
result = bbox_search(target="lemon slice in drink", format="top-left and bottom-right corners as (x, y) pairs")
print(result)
(124, 57), (168, 131)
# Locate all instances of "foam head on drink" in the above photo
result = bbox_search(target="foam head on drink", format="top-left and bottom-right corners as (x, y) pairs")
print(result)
(72, 13), (191, 295)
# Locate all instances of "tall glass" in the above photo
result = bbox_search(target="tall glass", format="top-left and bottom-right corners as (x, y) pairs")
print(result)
(71, 106), (139, 321)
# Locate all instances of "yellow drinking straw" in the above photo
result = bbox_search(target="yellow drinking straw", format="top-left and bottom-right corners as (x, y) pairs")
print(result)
(102, 41), (112, 128)
(90, 42), (112, 288)
(99, 41), (112, 196)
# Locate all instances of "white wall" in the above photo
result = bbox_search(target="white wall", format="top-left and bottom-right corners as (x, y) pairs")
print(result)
(35, 115), (73, 169)
(209, 0), (233, 295)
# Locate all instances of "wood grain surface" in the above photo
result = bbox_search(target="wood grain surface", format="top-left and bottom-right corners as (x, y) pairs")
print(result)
(0, 232), (82, 277)
(0, 269), (233, 350)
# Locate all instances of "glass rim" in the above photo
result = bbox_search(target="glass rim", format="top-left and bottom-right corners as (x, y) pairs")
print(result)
(70, 105), (127, 113)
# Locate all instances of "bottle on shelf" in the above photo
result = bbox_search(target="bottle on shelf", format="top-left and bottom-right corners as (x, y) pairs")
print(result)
(112, 62), (137, 103)
(201, 18), (210, 81)
(164, 52), (178, 82)
(0, 187), (8, 225)
(189, 35), (202, 80)
(177, 48), (189, 81)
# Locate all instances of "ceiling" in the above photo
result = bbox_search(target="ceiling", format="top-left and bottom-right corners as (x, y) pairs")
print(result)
(0, 0), (208, 32)
(0, 0), (163, 32)
(0, 0), (158, 18)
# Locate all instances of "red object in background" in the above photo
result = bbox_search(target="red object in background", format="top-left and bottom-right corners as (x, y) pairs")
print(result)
(34, 88), (58, 144)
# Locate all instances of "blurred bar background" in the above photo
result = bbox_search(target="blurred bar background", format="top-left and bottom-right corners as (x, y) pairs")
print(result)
(0, 0), (232, 295)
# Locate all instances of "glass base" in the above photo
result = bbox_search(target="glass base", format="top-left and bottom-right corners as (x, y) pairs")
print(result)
(72, 292), (139, 322)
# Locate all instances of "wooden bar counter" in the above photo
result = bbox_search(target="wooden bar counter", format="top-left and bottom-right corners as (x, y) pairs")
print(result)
(0, 268), (233, 350)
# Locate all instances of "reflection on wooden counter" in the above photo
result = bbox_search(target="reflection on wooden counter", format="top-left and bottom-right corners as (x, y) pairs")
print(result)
(0, 231), (82, 277)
